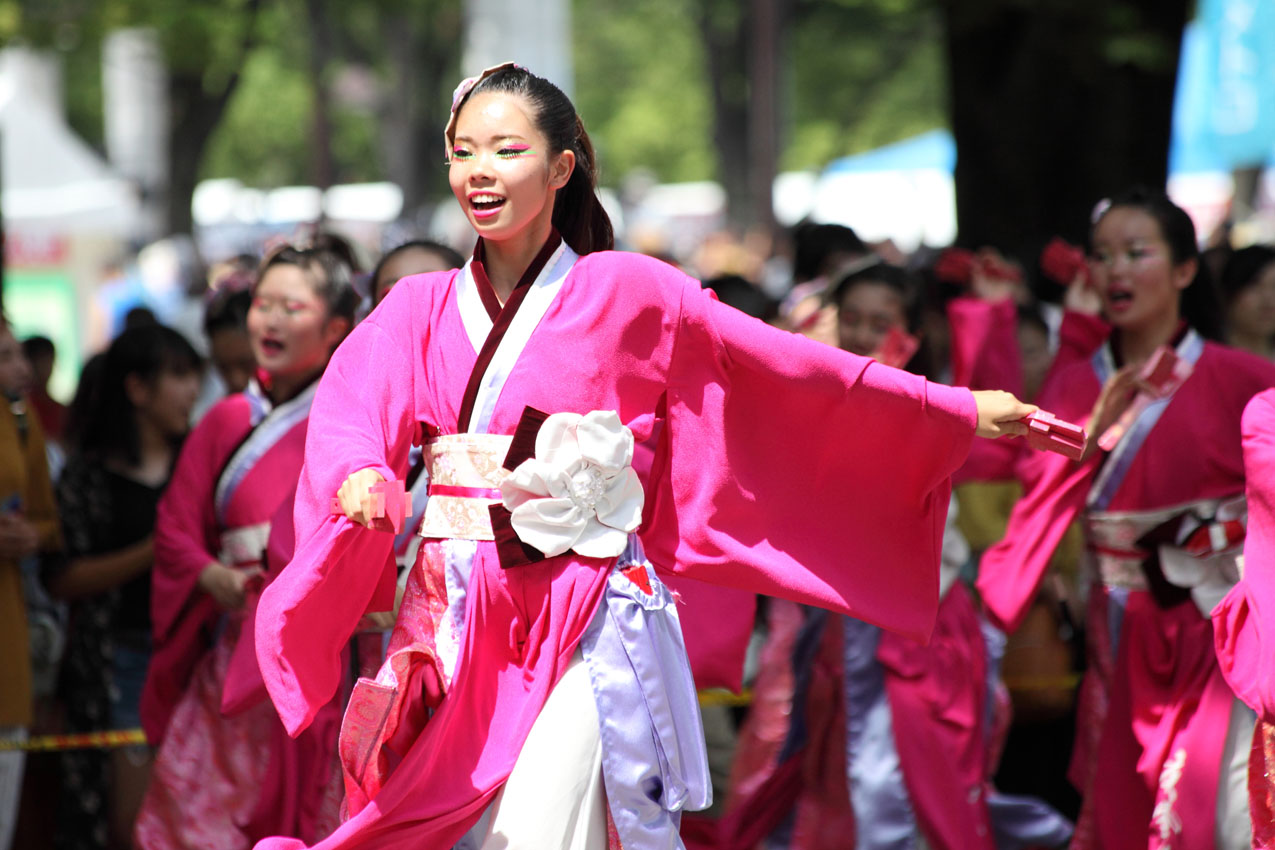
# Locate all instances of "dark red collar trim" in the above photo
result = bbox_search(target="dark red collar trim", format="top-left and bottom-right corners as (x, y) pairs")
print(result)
(470, 232), (564, 323)
(457, 231), (564, 430)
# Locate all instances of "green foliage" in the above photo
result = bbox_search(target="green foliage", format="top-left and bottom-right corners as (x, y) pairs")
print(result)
(199, 44), (312, 185)
(786, 0), (947, 169)
(573, 0), (947, 184)
(572, 0), (716, 185)
(8, 0), (950, 193)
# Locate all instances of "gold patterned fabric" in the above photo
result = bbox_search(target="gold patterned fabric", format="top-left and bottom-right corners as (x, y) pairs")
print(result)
(416, 434), (512, 541)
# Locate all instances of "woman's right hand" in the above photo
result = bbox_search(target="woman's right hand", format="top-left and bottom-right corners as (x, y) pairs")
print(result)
(1063, 271), (1103, 316)
(198, 562), (262, 611)
(336, 468), (390, 529)
(1081, 365), (1141, 459)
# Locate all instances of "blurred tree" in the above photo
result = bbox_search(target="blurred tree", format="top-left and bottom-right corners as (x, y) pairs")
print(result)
(574, 0), (946, 232)
(786, 0), (946, 171)
(5, 0), (266, 236)
(202, 0), (460, 221)
(940, 0), (1191, 261)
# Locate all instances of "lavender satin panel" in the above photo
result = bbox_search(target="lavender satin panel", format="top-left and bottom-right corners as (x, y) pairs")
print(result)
(442, 539), (476, 645)
(842, 616), (918, 850)
(581, 535), (710, 850)
(1106, 585), (1130, 659)
(979, 619), (1075, 848)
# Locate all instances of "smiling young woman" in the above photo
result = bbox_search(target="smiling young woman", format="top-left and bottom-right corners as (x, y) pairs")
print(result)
(253, 64), (1040, 850)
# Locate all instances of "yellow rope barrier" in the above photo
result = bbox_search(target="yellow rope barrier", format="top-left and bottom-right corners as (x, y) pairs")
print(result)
(0, 729), (147, 752)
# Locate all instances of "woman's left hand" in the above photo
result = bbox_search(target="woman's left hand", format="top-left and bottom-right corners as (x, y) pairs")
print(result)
(972, 390), (1037, 439)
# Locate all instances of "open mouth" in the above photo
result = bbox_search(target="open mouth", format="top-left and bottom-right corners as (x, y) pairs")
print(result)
(1107, 288), (1133, 309)
(260, 338), (285, 356)
(469, 193), (506, 218)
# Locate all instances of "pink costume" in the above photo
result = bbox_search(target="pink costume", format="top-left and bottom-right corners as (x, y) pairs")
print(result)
(1213, 388), (1275, 844)
(976, 329), (1275, 849)
(137, 383), (345, 849)
(715, 295), (1075, 850)
(254, 240), (979, 850)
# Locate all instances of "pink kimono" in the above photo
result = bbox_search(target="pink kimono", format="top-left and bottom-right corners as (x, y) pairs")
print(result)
(713, 297), (1078, 850)
(977, 331), (1275, 849)
(137, 384), (345, 849)
(254, 241), (979, 850)
(1213, 388), (1275, 844)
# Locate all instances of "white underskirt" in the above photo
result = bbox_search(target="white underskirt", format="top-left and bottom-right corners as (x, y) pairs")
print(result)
(461, 652), (608, 850)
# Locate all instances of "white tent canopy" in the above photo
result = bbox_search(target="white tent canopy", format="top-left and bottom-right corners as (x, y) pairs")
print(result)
(0, 50), (140, 235)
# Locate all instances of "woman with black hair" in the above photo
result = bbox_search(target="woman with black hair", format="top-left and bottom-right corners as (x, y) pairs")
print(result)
(254, 64), (1037, 850)
(978, 188), (1275, 849)
(49, 325), (201, 850)
(135, 247), (356, 850)
(727, 262), (1072, 850)
(1219, 245), (1275, 361)
(371, 240), (464, 306)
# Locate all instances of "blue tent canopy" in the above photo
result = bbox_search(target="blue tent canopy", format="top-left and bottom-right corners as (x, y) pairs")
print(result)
(823, 129), (955, 175)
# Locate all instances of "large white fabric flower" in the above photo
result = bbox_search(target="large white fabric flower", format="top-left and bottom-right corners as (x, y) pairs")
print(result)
(500, 410), (645, 559)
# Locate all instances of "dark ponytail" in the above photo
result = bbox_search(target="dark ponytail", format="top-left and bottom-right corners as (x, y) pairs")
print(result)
(1090, 186), (1225, 341)
(457, 67), (614, 256)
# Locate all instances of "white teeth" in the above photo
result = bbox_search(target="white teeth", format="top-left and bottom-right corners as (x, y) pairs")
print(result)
(471, 194), (504, 204)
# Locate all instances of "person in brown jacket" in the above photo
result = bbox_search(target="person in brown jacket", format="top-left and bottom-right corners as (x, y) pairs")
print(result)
(0, 315), (60, 850)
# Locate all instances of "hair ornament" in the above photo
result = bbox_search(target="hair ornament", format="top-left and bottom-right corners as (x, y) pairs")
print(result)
(1090, 197), (1112, 225)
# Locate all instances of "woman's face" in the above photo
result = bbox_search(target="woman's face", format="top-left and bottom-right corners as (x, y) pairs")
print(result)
(131, 369), (201, 438)
(448, 92), (573, 245)
(209, 326), (256, 394)
(247, 264), (343, 382)
(374, 247), (455, 305)
(1228, 260), (1275, 344)
(1089, 207), (1195, 334)
(837, 280), (905, 357)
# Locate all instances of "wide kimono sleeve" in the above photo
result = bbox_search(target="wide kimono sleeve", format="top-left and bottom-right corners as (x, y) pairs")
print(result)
(255, 280), (426, 736)
(643, 283), (978, 643)
(143, 401), (250, 741)
(1213, 388), (1275, 720)
(947, 295), (1022, 394)
(150, 403), (236, 646)
(974, 363), (1101, 633)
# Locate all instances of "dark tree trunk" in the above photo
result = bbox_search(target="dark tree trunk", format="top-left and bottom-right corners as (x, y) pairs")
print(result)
(697, 0), (753, 232)
(305, 0), (336, 193)
(164, 0), (263, 238)
(380, 1), (461, 222)
(747, 0), (785, 235)
(941, 0), (1191, 264)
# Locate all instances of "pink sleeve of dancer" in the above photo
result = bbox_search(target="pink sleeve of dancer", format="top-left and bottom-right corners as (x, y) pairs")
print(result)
(1214, 388), (1275, 720)
(643, 285), (978, 644)
(255, 285), (426, 736)
(150, 401), (243, 644)
(947, 295), (1023, 394)
(974, 364), (1102, 633)
(1042, 310), (1108, 390)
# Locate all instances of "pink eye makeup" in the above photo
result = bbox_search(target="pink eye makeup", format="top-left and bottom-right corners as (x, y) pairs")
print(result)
(451, 147), (474, 161)
(496, 144), (536, 159)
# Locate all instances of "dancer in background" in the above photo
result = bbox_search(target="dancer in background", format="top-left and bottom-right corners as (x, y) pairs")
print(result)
(49, 325), (201, 850)
(977, 188), (1275, 849)
(136, 247), (356, 849)
(371, 240), (464, 306)
(725, 260), (1071, 850)
(1219, 244), (1275, 362)
(253, 63), (1037, 850)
